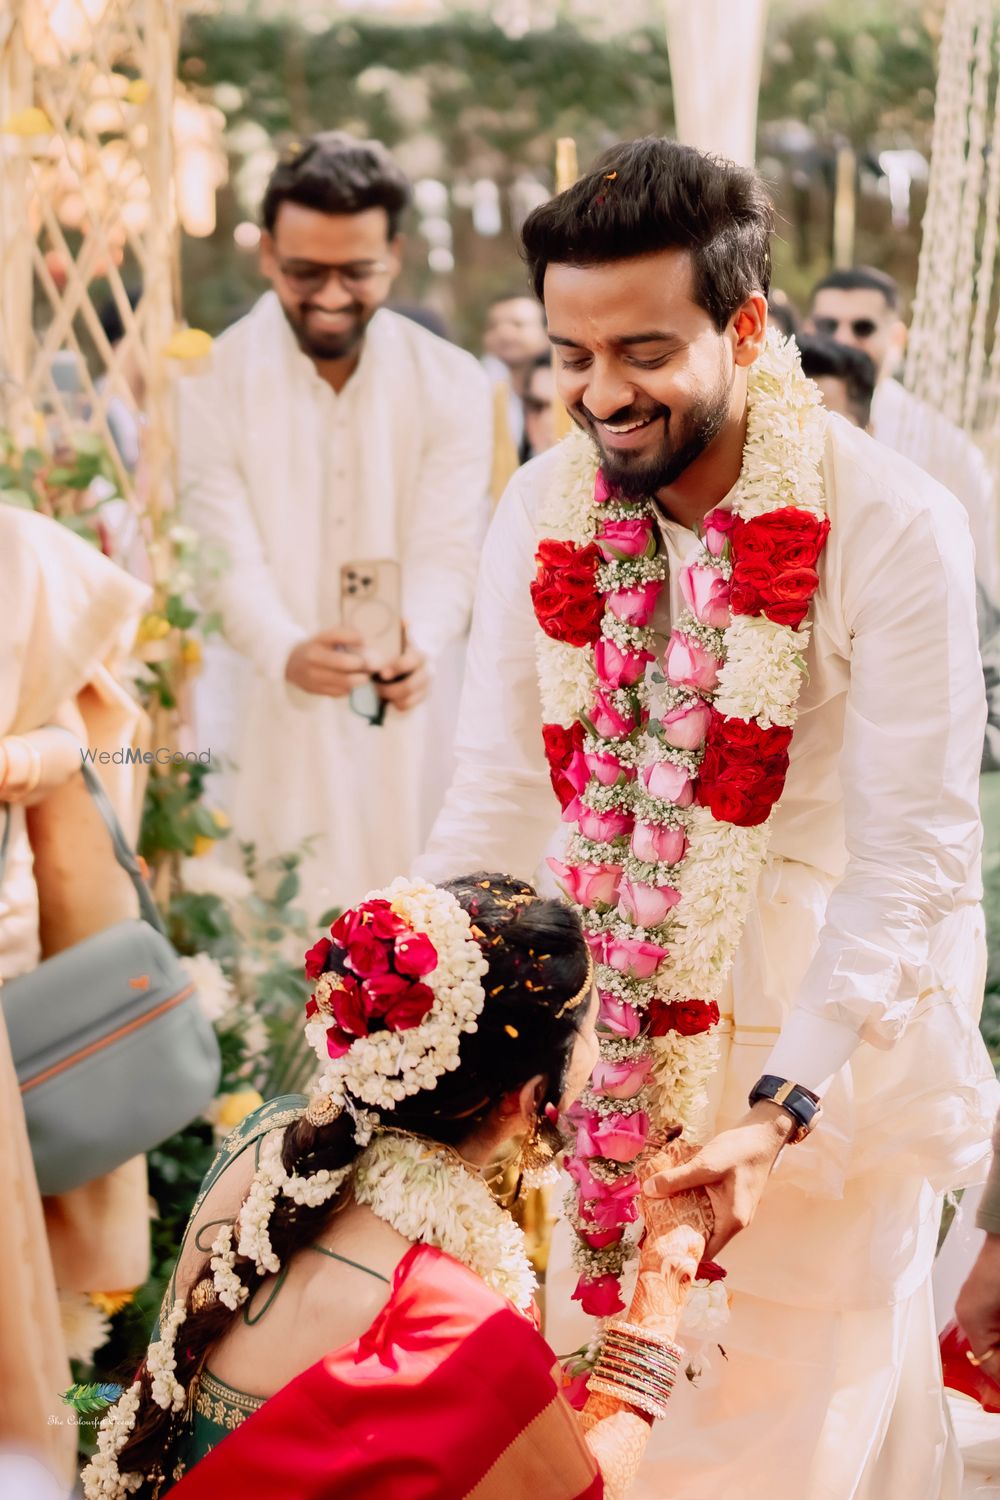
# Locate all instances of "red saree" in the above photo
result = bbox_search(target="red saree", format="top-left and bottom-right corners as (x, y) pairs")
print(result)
(172, 1242), (603, 1499)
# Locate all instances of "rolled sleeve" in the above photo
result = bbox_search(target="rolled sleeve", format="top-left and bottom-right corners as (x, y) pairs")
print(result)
(766, 502), (985, 1093)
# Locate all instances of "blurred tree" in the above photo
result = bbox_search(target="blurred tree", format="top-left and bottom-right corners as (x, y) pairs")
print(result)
(177, 3), (938, 346)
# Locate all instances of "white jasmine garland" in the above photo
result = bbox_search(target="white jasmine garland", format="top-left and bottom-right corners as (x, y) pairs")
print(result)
(354, 1132), (536, 1311)
(679, 1278), (733, 1337)
(82, 1380), (144, 1499)
(309, 878), (489, 1117)
(714, 615), (810, 729)
(209, 1222), (248, 1311)
(147, 1299), (187, 1413)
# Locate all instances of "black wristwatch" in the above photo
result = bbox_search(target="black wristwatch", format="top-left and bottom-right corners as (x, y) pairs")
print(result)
(748, 1075), (821, 1144)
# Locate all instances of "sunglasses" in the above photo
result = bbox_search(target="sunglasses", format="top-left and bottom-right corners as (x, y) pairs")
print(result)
(812, 315), (880, 341)
(277, 260), (390, 298)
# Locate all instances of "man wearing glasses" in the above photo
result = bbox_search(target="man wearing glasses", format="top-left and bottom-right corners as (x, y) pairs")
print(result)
(179, 132), (490, 915)
(807, 265), (998, 598)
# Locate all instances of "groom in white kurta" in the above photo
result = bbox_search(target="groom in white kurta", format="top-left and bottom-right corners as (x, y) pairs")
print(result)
(418, 139), (999, 1497)
(180, 134), (490, 916)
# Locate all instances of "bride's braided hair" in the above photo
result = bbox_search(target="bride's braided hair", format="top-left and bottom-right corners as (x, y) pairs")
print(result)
(114, 873), (590, 1489)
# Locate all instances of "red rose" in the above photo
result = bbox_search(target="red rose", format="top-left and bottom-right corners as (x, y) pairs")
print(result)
(646, 998), (720, 1036)
(696, 1259), (728, 1283)
(360, 899), (408, 940)
(382, 982), (436, 1031)
(345, 931), (392, 978)
(699, 782), (757, 824)
(325, 1027), (352, 1059)
(730, 510), (829, 629)
(331, 978), (368, 1039)
(531, 540), (604, 648)
(330, 908), (362, 946)
(362, 970), (411, 1010)
(543, 721), (586, 810)
(304, 936), (332, 980)
(393, 931), (438, 977)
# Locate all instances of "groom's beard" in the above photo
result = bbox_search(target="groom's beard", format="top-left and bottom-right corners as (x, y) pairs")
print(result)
(280, 299), (376, 362)
(572, 377), (731, 499)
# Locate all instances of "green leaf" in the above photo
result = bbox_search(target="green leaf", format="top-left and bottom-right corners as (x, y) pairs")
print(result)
(274, 870), (299, 906)
(316, 905), (341, 929)
(166, 593), (198, 630)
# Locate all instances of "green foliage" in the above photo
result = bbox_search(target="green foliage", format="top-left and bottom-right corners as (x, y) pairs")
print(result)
(0, 429), (122, 545)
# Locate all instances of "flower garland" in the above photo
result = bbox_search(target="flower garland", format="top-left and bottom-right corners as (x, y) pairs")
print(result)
(354, 1131), (537, 1312)
(532, 332), (829, 1317)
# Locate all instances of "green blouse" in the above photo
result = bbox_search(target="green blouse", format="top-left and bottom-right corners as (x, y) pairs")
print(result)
(155, 1096), (389, 1495)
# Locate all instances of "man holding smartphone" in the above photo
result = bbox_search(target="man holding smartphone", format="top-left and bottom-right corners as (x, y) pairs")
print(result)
(179, 133), (490, 915)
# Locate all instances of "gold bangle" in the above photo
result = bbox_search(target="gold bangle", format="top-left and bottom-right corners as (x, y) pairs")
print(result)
(594, 1355), (677, 1398)
(588, 1375), (669, 1422)
(967, 1343), (1000, 1368)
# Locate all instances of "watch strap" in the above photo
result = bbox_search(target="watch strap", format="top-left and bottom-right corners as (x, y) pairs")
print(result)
(748, 1074), (821, 1142)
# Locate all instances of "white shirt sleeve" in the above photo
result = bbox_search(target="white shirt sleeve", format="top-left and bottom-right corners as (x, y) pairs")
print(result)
(415, 466), (558, 884)
(765, 501), (986, 1094)
(400, 363), (492, 665)
(178, 373), (306, 684)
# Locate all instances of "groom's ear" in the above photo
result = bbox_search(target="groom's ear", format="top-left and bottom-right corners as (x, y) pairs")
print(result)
(731, 294), (769, 366)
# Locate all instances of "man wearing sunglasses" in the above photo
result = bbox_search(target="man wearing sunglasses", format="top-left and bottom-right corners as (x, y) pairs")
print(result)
(178, 132), (490, 916)
(807, 266), (998, 597)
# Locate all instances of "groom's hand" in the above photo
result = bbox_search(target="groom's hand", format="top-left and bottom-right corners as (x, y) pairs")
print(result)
(642, 1102), (795, 1259)
(956, 1233), (1000, 1382)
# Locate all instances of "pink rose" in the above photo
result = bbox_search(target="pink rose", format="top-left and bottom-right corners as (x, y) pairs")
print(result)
(593, 469), (614, 505)
(595, 637), (652, 689)
(618, 876), (681, 929)
(665, 630), (722, 692)
(595, 518), (656, 562)
(592, 1055), (653, 1100)
(630, 820), (688, 866)
(590, 689), (639, 739)
(547, 857), (621, 910)
(584, 750), (634, 786)
(578, 1110), (651, 1163)
(703, 506), (736, 558)
(393, 931), (438, 977)
(564, 1154), (602, 1197)
(660, 700), (712, 751)
(573, 1272), (626, 1318)
(598, 993), (642, 1038)
(641, 760), (695, 805)
(602, 934), (669, 980)
(580, 1170), (642, 1230)
(578, 1224), (625, 1249)
(679, 562), (731, 629)
(605, 580), (662, 626)
(576, 806), (635, 843)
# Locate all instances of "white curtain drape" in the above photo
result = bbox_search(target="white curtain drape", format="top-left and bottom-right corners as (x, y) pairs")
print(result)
(664, 0), (769, 168)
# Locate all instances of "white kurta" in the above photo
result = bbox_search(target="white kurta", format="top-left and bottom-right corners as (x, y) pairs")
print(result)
(418, 415), (1000, 1498)
(180, 294), (491, 916)
(872, 377), (999, 599)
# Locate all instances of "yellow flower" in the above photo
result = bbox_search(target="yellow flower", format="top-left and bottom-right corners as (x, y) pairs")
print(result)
(213, 1090), (264, 1131)
(1, 107), (53, 136)
(192, 834), (215, 857)
(124, 79), (151, 106)
(181, 636), (203, 669)
(163, 328), (213, 361)
(89, 1290), (135, 1318)
(136, 612), (171, 644)
(211, 808), (230, 830)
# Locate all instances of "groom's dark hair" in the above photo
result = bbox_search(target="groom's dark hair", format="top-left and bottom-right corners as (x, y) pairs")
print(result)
(521, 137), (773, 332)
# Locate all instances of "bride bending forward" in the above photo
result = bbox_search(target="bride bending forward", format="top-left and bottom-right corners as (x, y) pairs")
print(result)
(85, 873), (708, 1500)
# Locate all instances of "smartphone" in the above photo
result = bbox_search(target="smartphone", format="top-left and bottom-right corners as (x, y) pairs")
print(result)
(340, 559), (402, 674)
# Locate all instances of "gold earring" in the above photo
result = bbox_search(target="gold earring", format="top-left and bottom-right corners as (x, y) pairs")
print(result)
(515, 1113), (556, 1200)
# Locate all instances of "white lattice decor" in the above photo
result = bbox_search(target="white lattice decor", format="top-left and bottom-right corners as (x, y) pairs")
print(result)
(906, 0), (1000, 484)
(0, 0), (181, 520)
